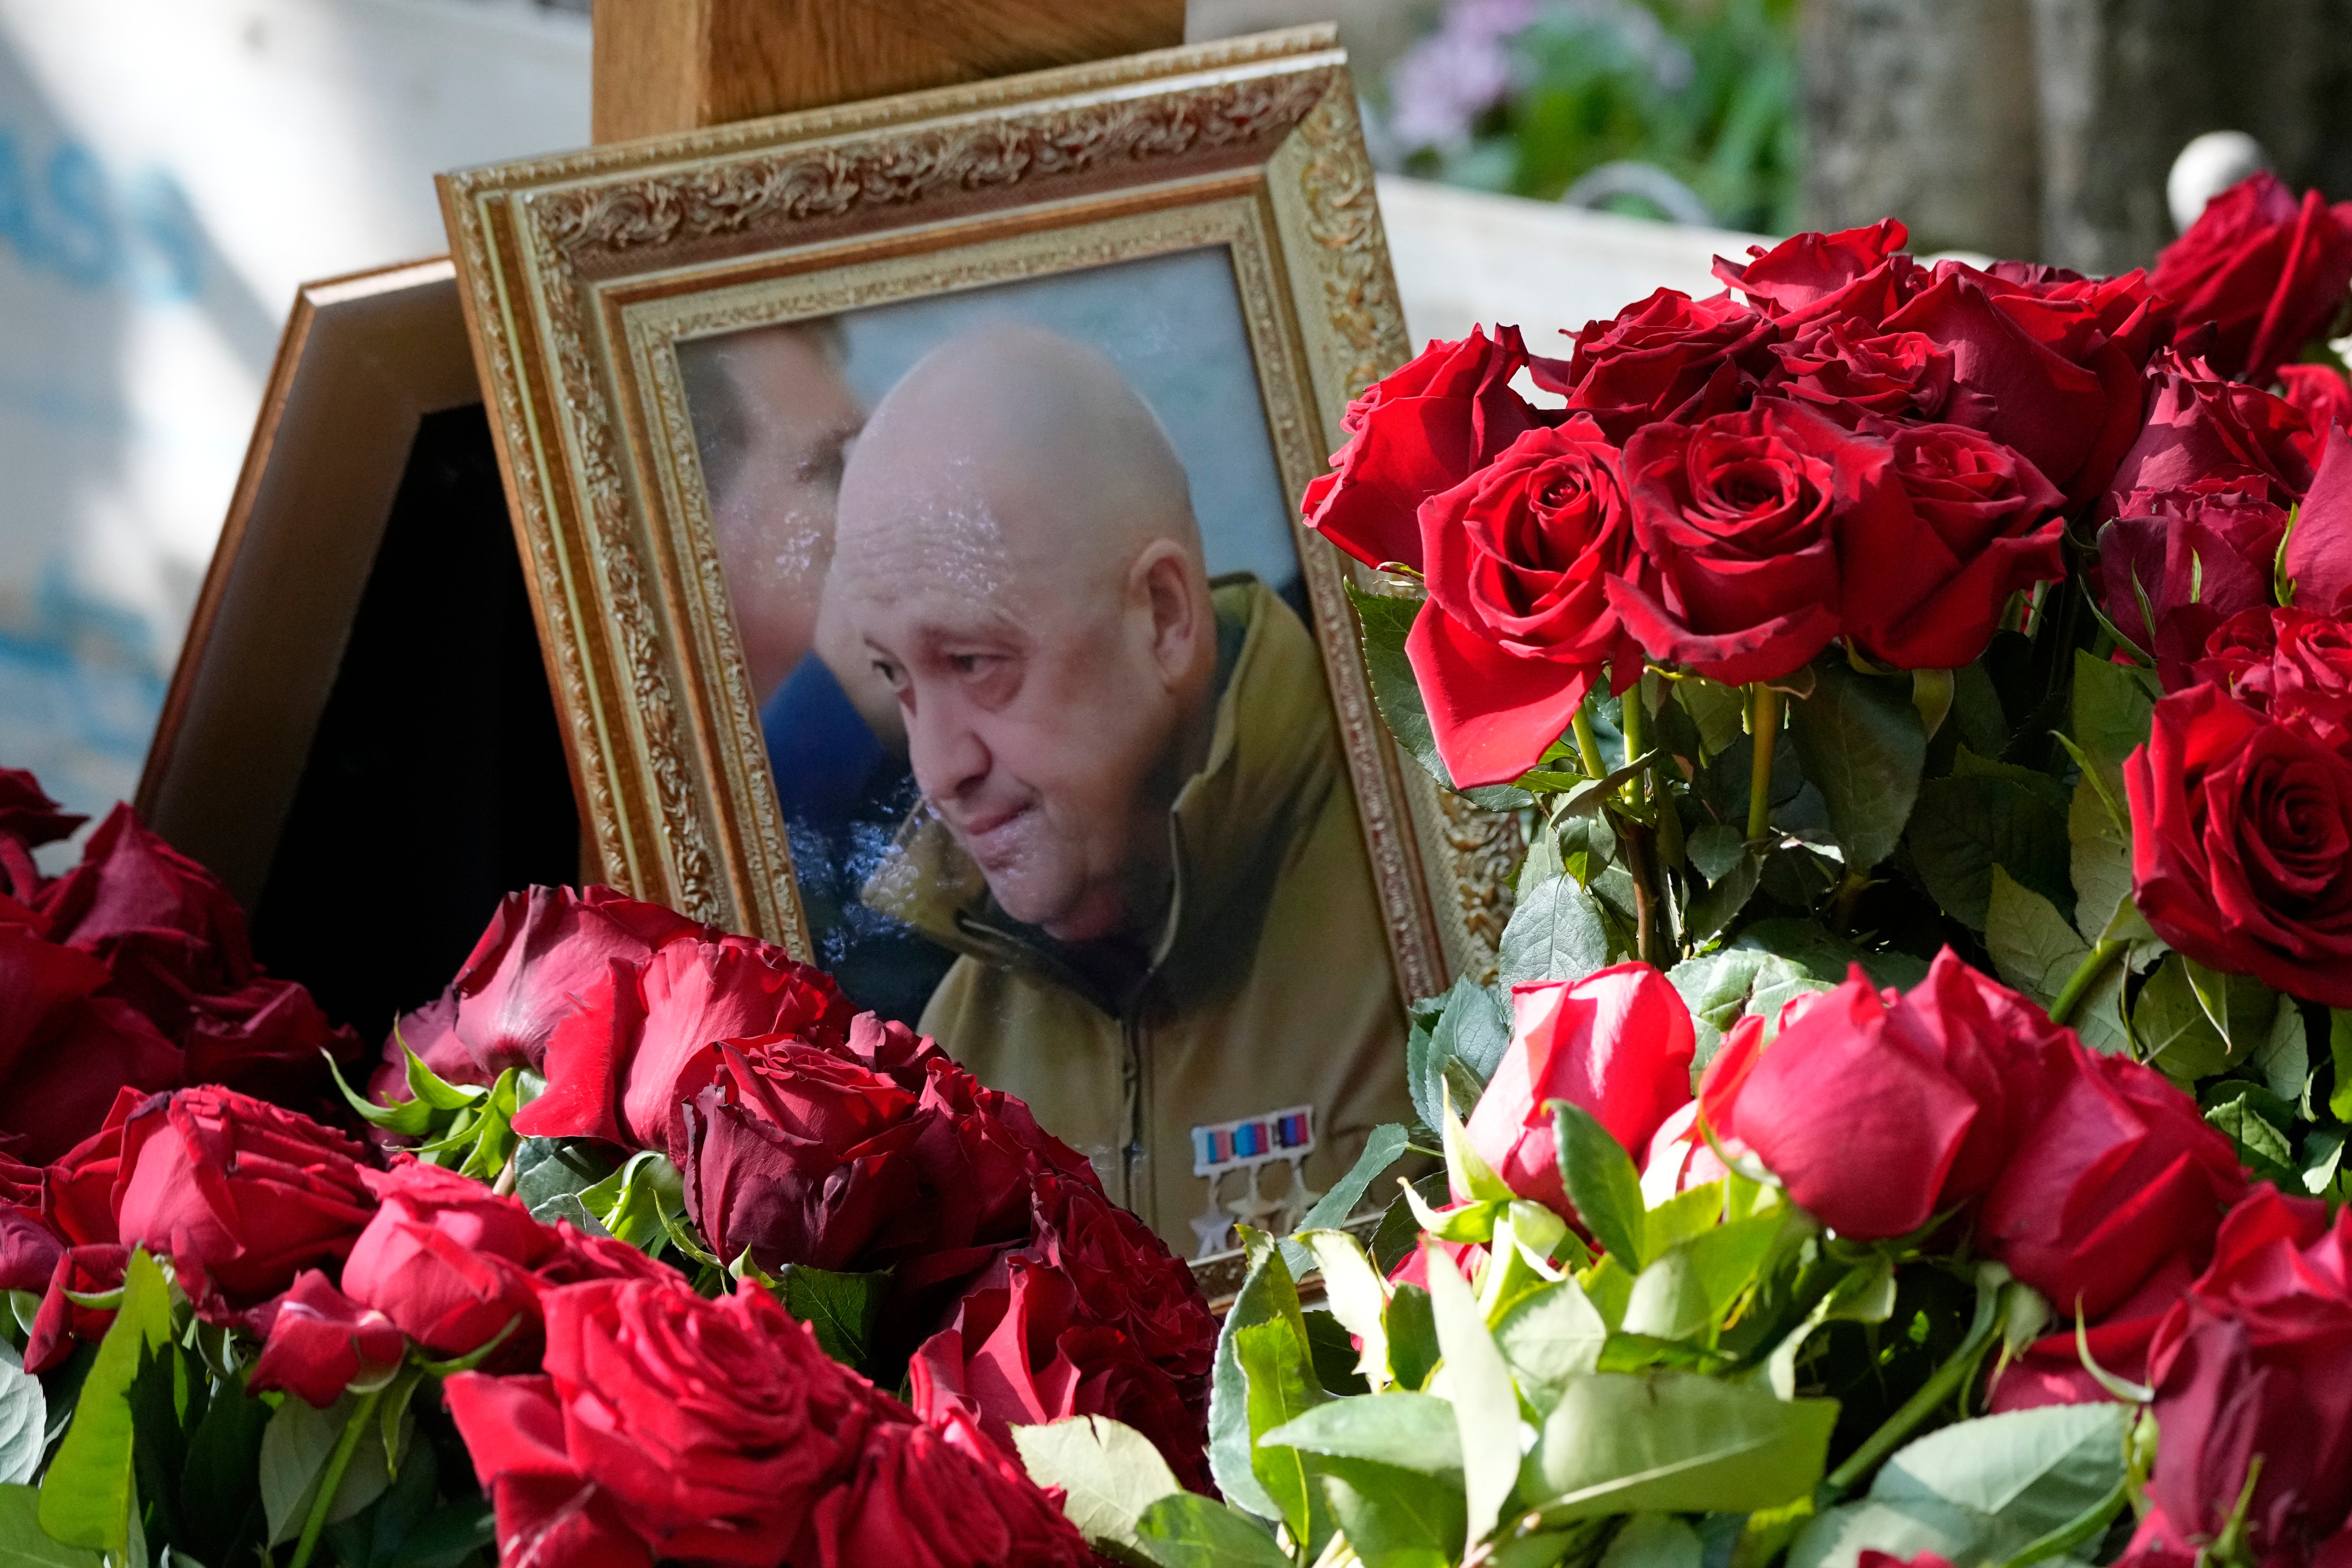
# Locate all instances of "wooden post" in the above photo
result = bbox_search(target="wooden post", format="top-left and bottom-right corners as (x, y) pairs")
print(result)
(591, 0), (1190, 142)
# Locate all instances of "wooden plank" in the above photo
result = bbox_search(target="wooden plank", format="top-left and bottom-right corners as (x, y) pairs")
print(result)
(591, 0), (1188, 142)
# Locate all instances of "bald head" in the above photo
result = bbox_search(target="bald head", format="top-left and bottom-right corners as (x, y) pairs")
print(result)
(826, 324), (1220, 942)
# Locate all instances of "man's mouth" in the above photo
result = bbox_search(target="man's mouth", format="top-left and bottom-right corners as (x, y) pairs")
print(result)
(949, 803), (1034, 865)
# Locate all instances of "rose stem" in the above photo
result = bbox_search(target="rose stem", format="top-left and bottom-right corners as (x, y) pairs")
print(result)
(1745, 684), (1781, 844)
(1822, 1279), (2002, 1500)
(1619, 824), (1665, 967)
(290, 1383), (386, 1568)
(1570, 708), (1609, 782)
(1616, 679), (1647, 808)
(2047, 938), (2125, 1026)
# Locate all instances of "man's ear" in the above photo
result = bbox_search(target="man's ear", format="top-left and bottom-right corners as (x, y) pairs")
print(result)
(1133, 541), (1205, 688)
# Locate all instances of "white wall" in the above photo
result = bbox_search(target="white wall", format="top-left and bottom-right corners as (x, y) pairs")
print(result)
(0, 0), (588, 825)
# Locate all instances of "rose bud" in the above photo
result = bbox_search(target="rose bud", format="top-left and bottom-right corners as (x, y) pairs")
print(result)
(113, 1087), (377, 1311)
(1839, 419), (2065, 672)
(797, 1405), (1094, 1568)
(340, 1159), (561, 1364)
(1530, 287), (1777, 442)
(445, 1277), (879, 1566)
(1606, 399), (1853, 688)
(2104, 349), (2317, 510)
(1406, 418), (1646, 787)
(2138, 1187), (2352, 1558)
(2125, 682), (2352, 1007)
(1709, 952), (2071, 1241)
(2149, 170), (2352, 384)
(248, 1271), (406, 1408)
(1302, 326), (1543, 575)
(1463, 964), (1696, 1225)
(2097, 481), (2289, 681)
(513, 935), (852, 1149)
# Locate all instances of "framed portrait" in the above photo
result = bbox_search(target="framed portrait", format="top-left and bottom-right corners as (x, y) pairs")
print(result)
(140, 258), (578, 1040)
(438, 27), (1514, 1255)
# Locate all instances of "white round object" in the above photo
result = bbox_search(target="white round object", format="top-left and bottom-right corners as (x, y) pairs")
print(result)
(2169, 130), (2270, 233)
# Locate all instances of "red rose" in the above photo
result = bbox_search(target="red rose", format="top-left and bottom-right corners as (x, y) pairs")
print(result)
(1987, 1250), (2203, 1413)
(1302, 327), (1543, 574)
(2284, 424), (2352, 618)
(798, 1406), (1094, 1568)
(0, 769), (82, 904)
(2281, 362), (2352, 434)
(1712, 219), (1919, 327)
(1464, 963), (1695, 1225)
(2151, 171), (2352, 384)
(1978, 1045), (2244, 1322)
(1020, 1170), (1215, 1397)
(445, 1277), (880, 1567)
(2139, 1187), (2352, 1558)
(376, 884), (710, 1097)
(910, 1256), (1206, 1492)
(513, 934), (851, 1148)
(1529, 287), (1776, 442)
(113, 1087), (377, 1310)
(248, 1270), (405, 1407)
(1606, 399), (1852, 686)
(0, 924), (176, 1162)
(1839, 420), (2065, 670)
(2105, 350), (2318, 509)
(2191, 606), (2352, 748)
(24, 1245), (126, 1374)
(2097, 481), (2288, 679)
(1707, 951), (2073, 1242)
(1877, 268), (2148, 503)
(1767, 318), (1959, 423)
(340, 1159), (559, 1363)
(2125, 682), (2352, 1006)
(1405, 417), (1645, 786)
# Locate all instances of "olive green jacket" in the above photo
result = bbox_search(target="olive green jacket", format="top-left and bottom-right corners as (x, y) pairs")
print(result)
(867, 576), (1413, 1250)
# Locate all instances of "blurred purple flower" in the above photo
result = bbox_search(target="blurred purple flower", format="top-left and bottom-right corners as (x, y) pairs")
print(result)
(1386, 0), (1539, 150)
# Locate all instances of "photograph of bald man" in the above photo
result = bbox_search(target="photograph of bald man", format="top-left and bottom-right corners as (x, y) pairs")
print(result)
(826, 323), (1412, 1245)
(680, 322), (955, 1026)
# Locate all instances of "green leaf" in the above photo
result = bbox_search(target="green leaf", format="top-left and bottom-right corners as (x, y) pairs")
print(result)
(1494, 1278), (1609, 1416)
(1620, 1207), (1793, 1344)
(2333, 1010), (2352, 1122)
(1671, 676), (1747, 759)
(2255, 1001), (2311, 1105)
(174, 1372), (270, 1567)
(0, 1353), (43, 1487)
(0, 1484), (100, 1567)
(1280, 1126), (1410, 1279)
(1443, 1092), (1514, 1206)
(1422, 1242), (1523, 1554)
(2065, 771), (2144, 949)
(1791, 1405), (2128, 1568)
(1261, 1392), (1463, 1475)
(1130, 1494), (1293, 1568)
(1233, 1320), (1332, 1554)
(1686, 825), (1746, 886)
(1348, 586), (1531, 811)
(775, 1266), (890, 1372)
(1010, 1416), (1182, 1555)
(2205, 1092), (2299, 1184)
(2068, 648), (2158, 779)
(1407, 980), (1511, 1141)
(1319, 1457), (1468, 1568)
(38, 1250), (171, 1554)
(1208, 1236), (1309, 1522)
(1683, 852), (1762, 944)
(577, 1150), (686, 1255)
(1549, 1102), (1646, 1267)
(2130, 955), (2233, 1084)
(1521, 1371), (1836, 1518)
(1983, 866), (2088, 1007)
(2182, 959), (2280, 1059)
(1668, 949), (1825, 1062)
(513, 1138), (621, 1226)
(1731, 920), (1929, 993)
(1598, 1514), (1704, 1568)
(1384, 1285), (1439, 1394)
(1298, 1232), (1391, 1391)
(1787, 660), (1926, 872)
(257, 1390), (401, 1547)
(1499, 876), (1614, 989)
(1907, 764), (2073, 930)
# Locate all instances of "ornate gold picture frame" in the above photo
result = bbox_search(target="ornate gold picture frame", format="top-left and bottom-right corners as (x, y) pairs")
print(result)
(438, 27), (1509, 1244)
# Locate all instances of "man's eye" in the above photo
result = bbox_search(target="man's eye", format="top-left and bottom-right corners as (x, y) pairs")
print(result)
(948, 654), (993, 676)
(871, 659), (905, 687)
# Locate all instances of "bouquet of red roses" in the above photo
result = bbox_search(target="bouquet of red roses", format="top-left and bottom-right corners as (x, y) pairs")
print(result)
(0, 774), (1219, 1568)
(1010, 172), (2352, 1568)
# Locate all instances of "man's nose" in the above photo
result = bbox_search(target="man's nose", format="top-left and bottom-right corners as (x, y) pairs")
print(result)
(907, 692), (990, 802)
